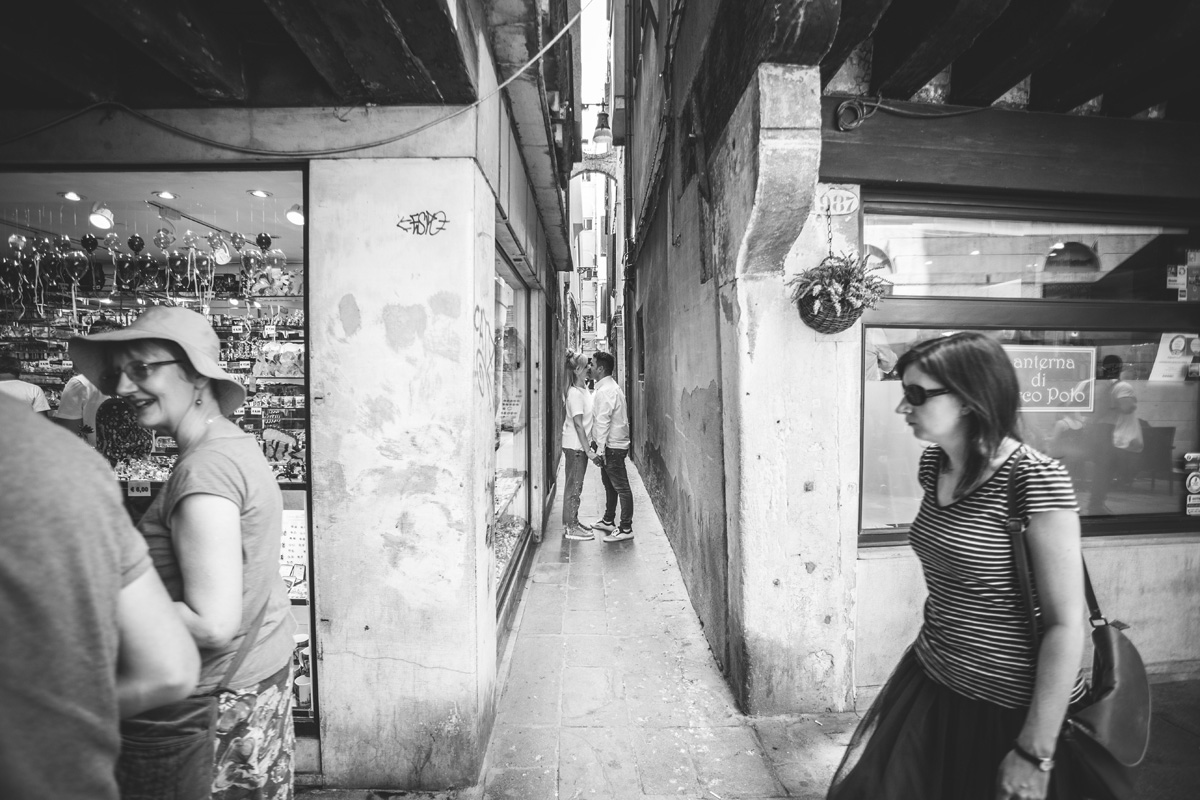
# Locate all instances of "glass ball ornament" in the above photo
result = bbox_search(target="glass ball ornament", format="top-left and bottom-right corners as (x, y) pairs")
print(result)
(7, 233), (26, 251)
(240, 249), (263, 272)
(81, 233), (99, 253)
(116, 256), (142, 291)
(230, 232), (246, 251)
(266, 248), (286, 269)
(193, 252), (213, 273)
(103, 232), (121, 251)
(62, 250), (90, 281)
(34, 236), (54, 255)
(255, 232), (272, 250)
(55, 234), (74, 252)
(153, 227), (176, 251)
(136, 252), (158, 279)
(127, 233), (145, 254)
(41, 249), (64, 274)
(167, 249), (189, 277)
(181, 230), (200, 249)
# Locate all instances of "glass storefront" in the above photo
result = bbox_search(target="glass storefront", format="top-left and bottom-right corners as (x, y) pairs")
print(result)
(493, 263), (531, 586)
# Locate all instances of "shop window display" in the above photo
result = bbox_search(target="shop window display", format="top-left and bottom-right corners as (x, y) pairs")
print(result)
(862, 326), (1200, 534)
(0, 169), (315, 727)
(493, 267), (531, 586)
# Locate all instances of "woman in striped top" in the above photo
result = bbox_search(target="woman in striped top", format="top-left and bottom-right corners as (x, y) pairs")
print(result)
(828, 332), (1087, 800)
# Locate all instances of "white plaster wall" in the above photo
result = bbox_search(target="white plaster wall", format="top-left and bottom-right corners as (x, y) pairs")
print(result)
(309, 158), (495, 787)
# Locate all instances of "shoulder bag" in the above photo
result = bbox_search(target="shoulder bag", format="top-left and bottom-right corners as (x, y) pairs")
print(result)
(116, 601), (270, 800)
(1006, 454), (1151, 800)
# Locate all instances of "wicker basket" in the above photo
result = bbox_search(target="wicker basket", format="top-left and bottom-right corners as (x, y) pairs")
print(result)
(796, 295), (864, 334)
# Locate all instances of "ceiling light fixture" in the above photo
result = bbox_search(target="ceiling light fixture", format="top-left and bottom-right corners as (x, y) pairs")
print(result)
(89, 202), (115, 230)
(286, 204), (305, 226)
(59, 191), (84, 202)
(592, 111), (613, 147)
(152, 190), (178, 200)
(247, 189), (272, 198)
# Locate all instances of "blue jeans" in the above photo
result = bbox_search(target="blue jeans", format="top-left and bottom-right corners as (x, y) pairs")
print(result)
(561, 448), (588, 527)
(600, 447), (633, 531)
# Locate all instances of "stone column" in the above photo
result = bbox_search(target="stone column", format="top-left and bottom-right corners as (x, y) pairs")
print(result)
(309, 158), (498, 786)
(709, 65), (860, 713)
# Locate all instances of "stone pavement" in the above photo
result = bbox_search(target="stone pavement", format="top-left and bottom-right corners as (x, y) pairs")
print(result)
(300, 455), (1200, 799)
(479, 457), (854, 800)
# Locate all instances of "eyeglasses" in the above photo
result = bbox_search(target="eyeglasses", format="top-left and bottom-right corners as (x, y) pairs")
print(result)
(104, 359), (181, 390)
(902, 384), (952, 406)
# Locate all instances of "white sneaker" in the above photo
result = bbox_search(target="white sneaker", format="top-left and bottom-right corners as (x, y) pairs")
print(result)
(591, 519), (617, 532)
(602, 529), (634, 543)
(564, 526), (595, 541)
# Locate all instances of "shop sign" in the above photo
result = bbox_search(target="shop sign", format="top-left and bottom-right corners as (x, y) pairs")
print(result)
(1002, 345), (1096, 412)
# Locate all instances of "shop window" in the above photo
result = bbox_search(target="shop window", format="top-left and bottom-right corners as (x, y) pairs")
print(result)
(493, 266), (530, 590)
(863, 326), (1199, 536)
(864, 214), (1193, 302)
(0, 167), (316, 730)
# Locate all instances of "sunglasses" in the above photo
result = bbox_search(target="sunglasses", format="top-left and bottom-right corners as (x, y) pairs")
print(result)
(103, 359), (181, 391)
(902, 384), (952, 406)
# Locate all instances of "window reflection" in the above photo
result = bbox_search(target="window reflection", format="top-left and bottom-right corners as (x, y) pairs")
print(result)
(494, 270), (529, 581)
(862, 327), (1200, 532)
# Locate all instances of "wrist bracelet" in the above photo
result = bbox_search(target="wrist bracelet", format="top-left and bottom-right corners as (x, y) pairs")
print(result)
(1012, 740), (1055, 772)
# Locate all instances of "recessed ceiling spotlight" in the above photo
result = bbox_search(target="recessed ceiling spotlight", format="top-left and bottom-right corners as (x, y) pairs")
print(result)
(151, 190), (178, 200)
(970, 250), (981, 256)
(58, 191), (85, 202)
(247, 189), (272, 198)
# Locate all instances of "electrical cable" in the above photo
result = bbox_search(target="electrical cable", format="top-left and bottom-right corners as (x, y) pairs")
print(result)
(0, 0), (596, 156)
(835, 95), (991, 131)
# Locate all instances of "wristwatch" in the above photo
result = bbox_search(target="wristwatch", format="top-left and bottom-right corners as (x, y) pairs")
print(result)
(1012, 741), (1055, 772)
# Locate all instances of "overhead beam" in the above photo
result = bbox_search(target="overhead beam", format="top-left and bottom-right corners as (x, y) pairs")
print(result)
(0, 38), (121, 104)
(81, 0), (247, 102)
(949, 0), (1115, 107)
(259, 0), (371, 104)
(871, 0), (1012, 100)
(1102, 49), (1200, 117)
(1029, 0), (1200, 113)
(381, 0), (477, 104)
(820, 0), (894, 87)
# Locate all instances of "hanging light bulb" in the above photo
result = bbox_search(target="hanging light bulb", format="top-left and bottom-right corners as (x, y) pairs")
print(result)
(592, 110), (613, 147)
(89, 202), (115, 230)
(286, 204), (305, 226)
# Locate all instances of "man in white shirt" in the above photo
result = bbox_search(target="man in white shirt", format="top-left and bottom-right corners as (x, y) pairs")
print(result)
(53, 373), (107, 447)
(588, 351), (634, 541)
(0, 356), (50, 417)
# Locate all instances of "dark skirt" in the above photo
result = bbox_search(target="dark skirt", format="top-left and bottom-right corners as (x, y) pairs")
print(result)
(827, 649), (1082, 800)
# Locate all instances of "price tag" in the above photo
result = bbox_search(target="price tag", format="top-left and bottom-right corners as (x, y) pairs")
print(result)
(295, 398), (305, 408)
(62, 360), (73, 369)
(232, 324), (244, 334)
(251, 407), (263, 416)
(127, 480), (151, 497)
(263, 324), (277, 338)
(218, 360), (228, 368)
(234, 406), (246, 416)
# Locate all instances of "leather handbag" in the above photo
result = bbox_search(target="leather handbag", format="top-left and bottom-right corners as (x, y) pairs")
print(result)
(1006, 454), (1151, 800)
(116, 601), (270, 800)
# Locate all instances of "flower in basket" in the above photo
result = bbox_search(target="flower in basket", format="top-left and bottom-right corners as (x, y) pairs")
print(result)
(786, 252), (891, 317)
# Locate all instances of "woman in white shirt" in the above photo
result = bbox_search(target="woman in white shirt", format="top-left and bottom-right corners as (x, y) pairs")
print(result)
(560, 351), (594, 540)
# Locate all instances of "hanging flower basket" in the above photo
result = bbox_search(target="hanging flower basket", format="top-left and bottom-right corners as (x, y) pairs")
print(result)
(787, 252), (890, 335)
(796, 294), (865, 334)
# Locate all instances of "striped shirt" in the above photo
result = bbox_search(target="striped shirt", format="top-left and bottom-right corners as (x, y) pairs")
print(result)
(909, 443), (1081, 709)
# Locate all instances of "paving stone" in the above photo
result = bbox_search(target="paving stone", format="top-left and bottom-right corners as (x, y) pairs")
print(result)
(565, 587), (607, 611)
(564, 634), (621, 667)
(633, 727), (701, 795)
(562, 608), (609, 635)
(568, 571), (607, 589)
(532, 562), (570, 584)
(482, 766), (557, 800)
(524, 582), (568, 608)
(558, 727), (642, 800)
(486, 725), (559, 770)
(751, 717), (846, 797)
(562, 666), (629, 727)
(510, 634), (565, 671)
(685, 726), (785, 798)
(519, 612), (564, 635)
(496, 666), (562, 726)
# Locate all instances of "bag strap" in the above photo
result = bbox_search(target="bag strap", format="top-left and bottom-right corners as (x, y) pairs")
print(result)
(1006, 451), (1107, 652)
(212, 600), (270, 694)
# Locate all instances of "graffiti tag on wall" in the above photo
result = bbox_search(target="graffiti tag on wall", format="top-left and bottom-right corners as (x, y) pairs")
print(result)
(473, 305), (495, 402)
(396, 211), (449, 236)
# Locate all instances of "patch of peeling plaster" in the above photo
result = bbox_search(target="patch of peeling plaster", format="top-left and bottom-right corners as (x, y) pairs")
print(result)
(382, 304), (428, 351)
(339, 294), (362, 337)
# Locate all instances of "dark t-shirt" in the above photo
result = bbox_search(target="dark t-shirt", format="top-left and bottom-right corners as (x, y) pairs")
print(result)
(0, 396), (151, 800)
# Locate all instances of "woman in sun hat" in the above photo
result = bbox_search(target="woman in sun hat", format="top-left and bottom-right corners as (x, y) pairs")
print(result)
(71, 305), (296, 798)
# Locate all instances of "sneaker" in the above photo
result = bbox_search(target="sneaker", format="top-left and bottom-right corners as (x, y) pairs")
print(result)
(591, 518), (617, 532)
(603, 529), (634, 543)
(564, 526), (594, 541)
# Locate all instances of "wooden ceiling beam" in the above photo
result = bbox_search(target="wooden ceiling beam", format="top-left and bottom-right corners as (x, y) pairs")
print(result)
(820, 0), (894, 87)
(259, 0), (371, 104)
(1102, 49), (1200, 117)
(304, 0), (464, 104)
(0, 38), (122, 104)
(1029, 0), (1200, 113)
(81, 0), (246, 102)
(871, 0), (1012, 100)
(949, 0), (1115, 107)
(380, 0), (476, 104)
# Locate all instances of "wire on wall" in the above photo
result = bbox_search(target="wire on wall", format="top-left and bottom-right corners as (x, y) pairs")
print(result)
(835, 95), (992, 131)
(0, 0), (597, 157)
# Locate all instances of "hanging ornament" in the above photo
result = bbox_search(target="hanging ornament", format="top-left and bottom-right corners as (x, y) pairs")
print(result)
(139, 254), (164, 291)
(127, 233), (145, 253)
(115, 255), (142, 291)
(167, 249), (189, 278)
(211, 240), (232, 265)
(42, 249), (64, 275)
(103, 232), (121, 251)
(82, 255), (106, 291)
(182, 230), (200, 249)
(265, 248), (287, 269)
(8, 233), (28, 251)
(55, 234), (74, 252)
(193, 251), (213, 274)
(62, 250), (90, 282)
(240, 249), (263, 272)
(80, 232), (99, 254)
(35, 236), (54, 256)
(153, 227), (176, 251)
(255, 232), (272, 251)
(230, 232), (246, 251)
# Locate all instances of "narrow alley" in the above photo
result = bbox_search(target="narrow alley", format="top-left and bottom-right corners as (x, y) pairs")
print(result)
(481, 459), (855, 800)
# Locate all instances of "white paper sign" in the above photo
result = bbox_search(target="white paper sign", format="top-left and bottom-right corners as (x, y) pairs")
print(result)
(1148, 333), (1199, 382)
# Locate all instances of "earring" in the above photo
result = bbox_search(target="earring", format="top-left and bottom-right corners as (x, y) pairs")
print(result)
(195, 398), (203, 406)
